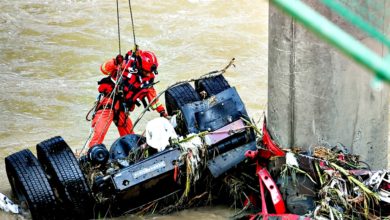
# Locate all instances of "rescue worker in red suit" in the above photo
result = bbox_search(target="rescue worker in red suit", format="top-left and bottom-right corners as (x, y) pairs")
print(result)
(88, 50), (168, 148)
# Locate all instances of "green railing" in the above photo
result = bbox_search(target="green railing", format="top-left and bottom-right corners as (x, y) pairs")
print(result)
(271, 0), (390, 83)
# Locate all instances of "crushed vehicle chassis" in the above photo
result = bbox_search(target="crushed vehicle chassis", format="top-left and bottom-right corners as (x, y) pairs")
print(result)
(5, 75), (258, 220)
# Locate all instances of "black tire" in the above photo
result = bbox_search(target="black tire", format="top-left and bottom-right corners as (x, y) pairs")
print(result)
(195, 74), (230, 98)
(5, 149), (57, 220)
(165, 82), (201, 115)
(36, 136), (94, 219)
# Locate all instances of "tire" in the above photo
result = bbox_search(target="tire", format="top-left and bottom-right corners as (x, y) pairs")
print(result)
(195, 74), (230, 98)
(5, 149), (57, 220)
(36, 136), (94, 219)
(165, 82), (201, 115)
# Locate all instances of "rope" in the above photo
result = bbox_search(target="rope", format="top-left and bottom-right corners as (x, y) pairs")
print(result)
(116, 0), (122, 54)
(85, 101), (98, 121)
(128, 0), (137, 47)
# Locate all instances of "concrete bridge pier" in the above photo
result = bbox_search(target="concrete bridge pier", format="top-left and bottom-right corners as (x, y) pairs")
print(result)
(268, 1), (389, 169)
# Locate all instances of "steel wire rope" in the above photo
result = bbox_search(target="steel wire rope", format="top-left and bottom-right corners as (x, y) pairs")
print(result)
(116, 0), (122, 54)
(128, 0), (137, 48)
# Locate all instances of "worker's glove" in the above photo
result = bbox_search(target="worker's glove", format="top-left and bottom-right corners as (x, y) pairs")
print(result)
(125, 50), (132, 61)
(115, 54), (124, 65)
(98, 83), (114, 95)
(160, 110), (170, 119)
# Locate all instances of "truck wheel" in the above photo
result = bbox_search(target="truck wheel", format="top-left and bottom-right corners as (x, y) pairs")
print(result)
(195, 74), (230, 98)
(5, 149), (57, 220)
(36, 136), (94, 219)
(165, 82), (201, 115)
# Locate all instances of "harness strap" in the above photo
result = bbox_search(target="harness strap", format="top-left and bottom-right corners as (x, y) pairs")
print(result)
(97, 104), (112, 111)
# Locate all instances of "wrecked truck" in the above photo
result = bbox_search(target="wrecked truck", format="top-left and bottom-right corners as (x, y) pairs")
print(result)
(5, 74), (257, 220)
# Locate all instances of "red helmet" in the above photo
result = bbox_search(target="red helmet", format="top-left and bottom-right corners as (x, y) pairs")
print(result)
(139, 50), (158, 73)
(100, 59), (117, 75)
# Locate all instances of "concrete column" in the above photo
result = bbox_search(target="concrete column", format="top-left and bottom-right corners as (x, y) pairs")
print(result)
(268, 0), (389, 169)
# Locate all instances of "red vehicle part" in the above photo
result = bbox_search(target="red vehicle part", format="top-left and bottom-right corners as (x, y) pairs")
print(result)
(244, 117), (310, 220)
(261, 117), (285, 157)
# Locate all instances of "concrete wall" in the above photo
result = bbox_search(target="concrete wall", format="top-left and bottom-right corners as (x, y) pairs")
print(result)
(268, 0), (389, 169)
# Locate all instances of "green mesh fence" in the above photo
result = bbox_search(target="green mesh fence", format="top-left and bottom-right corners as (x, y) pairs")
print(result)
(321, 0), (390, 49)
(271, 0), (390, 83)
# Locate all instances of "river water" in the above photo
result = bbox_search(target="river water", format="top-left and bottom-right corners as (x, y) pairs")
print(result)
(0, 0), (268, 219)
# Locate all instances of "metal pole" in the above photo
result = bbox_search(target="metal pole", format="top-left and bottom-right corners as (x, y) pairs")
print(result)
(271, 0), (390, 83)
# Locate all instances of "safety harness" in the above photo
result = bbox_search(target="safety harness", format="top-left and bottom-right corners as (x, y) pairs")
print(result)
(88, 66), (159, 124)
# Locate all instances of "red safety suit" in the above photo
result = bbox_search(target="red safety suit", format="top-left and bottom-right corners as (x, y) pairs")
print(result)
(89, 53), (166, 148)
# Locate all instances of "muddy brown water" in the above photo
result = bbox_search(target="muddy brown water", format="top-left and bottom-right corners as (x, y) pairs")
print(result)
(0, 0), (268, 219)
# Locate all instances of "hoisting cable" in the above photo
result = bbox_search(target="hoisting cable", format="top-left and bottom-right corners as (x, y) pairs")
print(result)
(128, 0), (137, 47)
(130, 58), (236, 132)
(116, 0), (122, 54)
